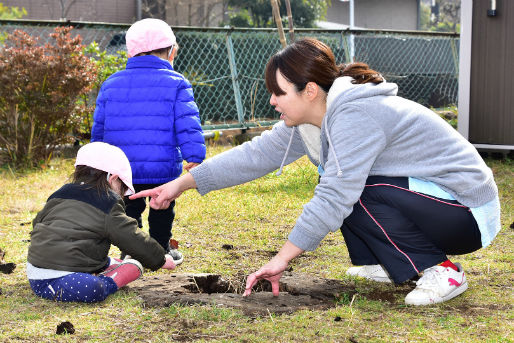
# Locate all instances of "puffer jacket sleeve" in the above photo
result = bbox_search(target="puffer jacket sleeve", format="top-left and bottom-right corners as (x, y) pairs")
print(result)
(105, 201), (166, 271)
(91, 88), (106, 142)
(173, 78), (206, 164)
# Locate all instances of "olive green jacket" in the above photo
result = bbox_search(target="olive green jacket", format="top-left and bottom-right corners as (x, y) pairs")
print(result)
(28, 183), (165, 272)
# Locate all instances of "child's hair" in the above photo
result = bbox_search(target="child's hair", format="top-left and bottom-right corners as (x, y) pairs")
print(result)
(134, 45), (172, 57)
(71, 165), (129, 197)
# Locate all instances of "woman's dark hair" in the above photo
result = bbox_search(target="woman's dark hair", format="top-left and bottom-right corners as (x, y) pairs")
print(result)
(265, 38), (384, 95)
(72, 165), (128, 197)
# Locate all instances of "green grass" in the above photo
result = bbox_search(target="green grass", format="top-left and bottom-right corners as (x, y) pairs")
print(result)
(0, 145), (513, 342)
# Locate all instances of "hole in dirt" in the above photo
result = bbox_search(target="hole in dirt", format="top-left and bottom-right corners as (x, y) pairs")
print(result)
(128, 272), (410, 316)
(182, 274), (237, 294)
(179, 274), (282, 295)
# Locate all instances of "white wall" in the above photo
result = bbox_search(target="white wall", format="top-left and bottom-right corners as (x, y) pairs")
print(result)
(325, 0), (418, 30)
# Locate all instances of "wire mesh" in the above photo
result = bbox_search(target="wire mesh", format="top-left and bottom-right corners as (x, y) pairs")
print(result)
(0, 20), (459, 130)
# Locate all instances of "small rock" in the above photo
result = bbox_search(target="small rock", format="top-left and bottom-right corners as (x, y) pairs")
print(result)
(56, 321), (75, 335)
(439, 111), (457, 120)
(0, 263), (16, 274)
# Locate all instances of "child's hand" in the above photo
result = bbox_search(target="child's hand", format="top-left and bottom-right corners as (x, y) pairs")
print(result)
(162, 254), (176, 270)
(184, 162), (200, 171)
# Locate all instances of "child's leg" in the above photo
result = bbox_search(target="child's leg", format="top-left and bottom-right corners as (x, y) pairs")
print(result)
(29, 272), (118, 303)
(148, 200), (175, 250)
(124, 184), (147, 228)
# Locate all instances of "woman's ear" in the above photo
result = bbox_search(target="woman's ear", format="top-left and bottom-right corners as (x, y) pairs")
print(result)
(305, 82), (319, 100)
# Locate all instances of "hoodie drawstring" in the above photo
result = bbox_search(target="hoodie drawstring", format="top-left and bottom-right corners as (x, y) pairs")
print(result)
(276, 126), (296, 176)
(323, 115), (343, 178)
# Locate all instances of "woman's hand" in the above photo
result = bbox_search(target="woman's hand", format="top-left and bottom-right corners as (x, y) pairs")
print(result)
(129, 173), (197, 209)
(243, 256), (288, 296)
(243, 240), (304, 297)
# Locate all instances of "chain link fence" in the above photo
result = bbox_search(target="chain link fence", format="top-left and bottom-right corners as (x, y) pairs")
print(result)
(0, 20), (459, 130)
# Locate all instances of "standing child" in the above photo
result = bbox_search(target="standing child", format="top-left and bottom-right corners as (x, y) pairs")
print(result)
(27, 142), (176, 303)
(91, 18), (206, 264)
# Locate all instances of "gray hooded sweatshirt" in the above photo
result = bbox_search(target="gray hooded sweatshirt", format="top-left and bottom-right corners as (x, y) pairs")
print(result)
(190, 77), (498, 251)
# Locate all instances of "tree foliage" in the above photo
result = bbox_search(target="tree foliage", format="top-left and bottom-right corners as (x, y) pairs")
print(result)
(79, 43), (128, 139)
(0, 27), (96, 168)
(225, 0), (329, 28)
(420, 0), (460, 33)
(0, 3), (27, 19)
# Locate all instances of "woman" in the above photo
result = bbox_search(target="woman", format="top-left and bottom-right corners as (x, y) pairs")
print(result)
(130, 38), (501, 306)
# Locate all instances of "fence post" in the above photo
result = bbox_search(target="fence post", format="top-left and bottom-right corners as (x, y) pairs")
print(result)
(225, 31), (245, 127)
(450, 38), (459, 74)
(341, 31), (351, 63)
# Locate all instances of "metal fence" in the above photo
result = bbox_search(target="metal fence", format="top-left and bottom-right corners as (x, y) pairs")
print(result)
(0, 19), (459, 130)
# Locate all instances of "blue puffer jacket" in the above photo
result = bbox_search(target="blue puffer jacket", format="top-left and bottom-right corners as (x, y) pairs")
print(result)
(91, 55), (206, 184)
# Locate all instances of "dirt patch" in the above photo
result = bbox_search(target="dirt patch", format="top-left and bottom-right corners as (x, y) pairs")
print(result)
(128, 272), (404, 316)
(0, 248), (16, 274)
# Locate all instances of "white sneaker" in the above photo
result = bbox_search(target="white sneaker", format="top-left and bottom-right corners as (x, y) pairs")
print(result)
(346, 265), (393, 283)
(405, 262), (467, 305)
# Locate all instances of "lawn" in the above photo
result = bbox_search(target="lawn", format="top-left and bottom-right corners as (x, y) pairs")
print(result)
(0, 145), (512, 342)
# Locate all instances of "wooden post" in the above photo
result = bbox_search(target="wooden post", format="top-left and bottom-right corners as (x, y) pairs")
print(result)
(270, 0), (287, 48)
(285, 0), (294, 42)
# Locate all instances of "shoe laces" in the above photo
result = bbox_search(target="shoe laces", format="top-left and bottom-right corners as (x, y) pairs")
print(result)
(415, 265), (447, 290)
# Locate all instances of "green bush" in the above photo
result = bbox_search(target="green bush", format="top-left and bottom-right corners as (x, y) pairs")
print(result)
(79, 42), (127, 139)
(0, 27), (96, 168)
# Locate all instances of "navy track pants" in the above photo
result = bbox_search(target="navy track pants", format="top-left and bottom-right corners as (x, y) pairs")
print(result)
(341, 176), (482, 283)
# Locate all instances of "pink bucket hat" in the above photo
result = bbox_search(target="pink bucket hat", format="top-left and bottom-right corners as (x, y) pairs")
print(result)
(74, 142), (135, 196)
(126, 18), (176, 57)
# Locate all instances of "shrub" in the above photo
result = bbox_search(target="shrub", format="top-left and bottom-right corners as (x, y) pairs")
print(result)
(0, 27), (96, 168)
(78, 42), (127, 139)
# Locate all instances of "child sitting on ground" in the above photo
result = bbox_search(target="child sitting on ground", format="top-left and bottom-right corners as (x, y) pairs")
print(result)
(26, 142), (176, 303)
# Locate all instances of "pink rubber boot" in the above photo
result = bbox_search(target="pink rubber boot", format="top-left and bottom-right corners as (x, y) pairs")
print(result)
(100, 259), (143, 288)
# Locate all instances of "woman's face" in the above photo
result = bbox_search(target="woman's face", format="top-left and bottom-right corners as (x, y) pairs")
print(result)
(269, 70), (310, 127)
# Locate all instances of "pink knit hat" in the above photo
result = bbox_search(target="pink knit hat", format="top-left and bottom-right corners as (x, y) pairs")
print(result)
(74, 142), (135, 195)
(126, 18), (176, 57)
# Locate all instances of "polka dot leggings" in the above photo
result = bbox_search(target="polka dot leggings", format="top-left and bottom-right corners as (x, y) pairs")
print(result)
(29, 273), (118, 303)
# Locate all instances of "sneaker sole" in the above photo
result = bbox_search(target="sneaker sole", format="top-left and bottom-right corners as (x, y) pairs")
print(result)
(173, 256), (184, 266)
(405, 280), (468, 305)
(346, 268), (393, 283)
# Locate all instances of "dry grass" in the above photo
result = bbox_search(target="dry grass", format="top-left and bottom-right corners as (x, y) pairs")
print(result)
(0, 145), (512, 342)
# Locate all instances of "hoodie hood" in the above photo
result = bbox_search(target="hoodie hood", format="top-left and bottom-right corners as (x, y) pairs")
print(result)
(276, 77), (398, 177)
(326, 76), (398, 114)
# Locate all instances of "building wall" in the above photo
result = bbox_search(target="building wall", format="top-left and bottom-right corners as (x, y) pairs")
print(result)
(4, 0), (137, 23)
(326, 0), (418, 30)
(165, 0), (225, 27)
(468, 0), (514, 145)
